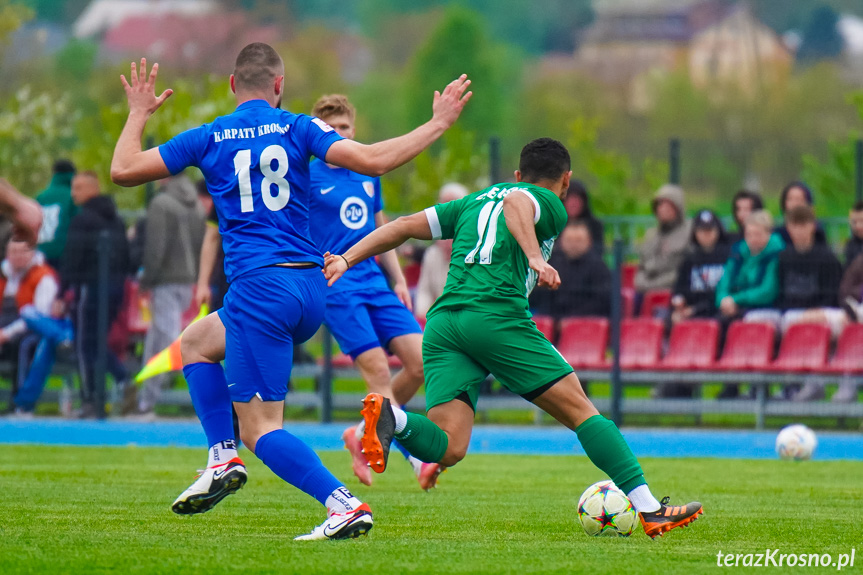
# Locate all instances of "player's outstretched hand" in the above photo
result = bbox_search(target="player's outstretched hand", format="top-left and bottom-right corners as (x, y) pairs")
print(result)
(529, 257), (561, 290)
(121, 58), (173, 117)
(432, 74), (472, 130)
(322, 252), (349, 286)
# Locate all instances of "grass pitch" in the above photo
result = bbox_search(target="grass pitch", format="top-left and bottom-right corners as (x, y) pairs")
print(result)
(1, 444), (861, 574)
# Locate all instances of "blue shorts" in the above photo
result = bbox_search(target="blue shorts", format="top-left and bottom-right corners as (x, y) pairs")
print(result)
(324, 287), (422, 359)
(219, 266), (326, 402)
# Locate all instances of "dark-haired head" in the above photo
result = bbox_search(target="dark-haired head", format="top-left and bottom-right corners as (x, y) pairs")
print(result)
(231, 43), (285, 106)
(780, 181), (814, 213)
(52, 159), (76, 175)
(732, 189), (763, 229)
(564, 179), (593, 219)
(516, 138), (571, 198)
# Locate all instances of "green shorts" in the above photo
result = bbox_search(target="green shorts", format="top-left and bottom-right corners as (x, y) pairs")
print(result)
(422, 309), (573, 411)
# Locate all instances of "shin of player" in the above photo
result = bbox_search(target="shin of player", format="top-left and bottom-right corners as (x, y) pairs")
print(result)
(324, 138), (703, 539)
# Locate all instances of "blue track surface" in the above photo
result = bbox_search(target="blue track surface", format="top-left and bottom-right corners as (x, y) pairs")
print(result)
(2, 419), (861, 460)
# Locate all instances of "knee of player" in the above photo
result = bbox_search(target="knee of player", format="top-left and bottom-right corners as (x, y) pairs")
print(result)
(403, 357), (424, 383)
(440, 445), (467, 467)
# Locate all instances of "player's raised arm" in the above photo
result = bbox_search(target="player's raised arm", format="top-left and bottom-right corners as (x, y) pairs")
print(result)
(323, 211), (432, 286)
(503, 191), (561, 290)
(111, 58), (174, 187)
(0, 178), (42, 245)
(324, 75), (472, 177)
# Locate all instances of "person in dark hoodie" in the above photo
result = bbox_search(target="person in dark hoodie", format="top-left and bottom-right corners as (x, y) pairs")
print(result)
(843, 201), (863, 267)
(562, 180), (604, 255)
(36, 159), (78, 270)
(530, 221), (611, 320)
(131, 173), (206, 418)
(774, 181), (827, 246)
(62, 171), (131, 419)
(670, 209), (731, 325)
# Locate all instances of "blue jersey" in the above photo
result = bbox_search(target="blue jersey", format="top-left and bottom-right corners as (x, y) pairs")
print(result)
(159, 100), (343, 282)
(308, 158), (390, 294)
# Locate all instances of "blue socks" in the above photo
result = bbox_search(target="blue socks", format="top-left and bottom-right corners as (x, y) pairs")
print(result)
(183, 362), (234, 448)
(255, 429), (344, 505)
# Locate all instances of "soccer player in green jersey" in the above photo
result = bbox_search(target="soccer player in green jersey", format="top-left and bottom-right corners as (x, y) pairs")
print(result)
(323, 138), (703, 538)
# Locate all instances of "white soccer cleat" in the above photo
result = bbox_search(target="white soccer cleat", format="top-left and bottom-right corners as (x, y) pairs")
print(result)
(294, 504), (374, 541)
(172, 457), (247, 515)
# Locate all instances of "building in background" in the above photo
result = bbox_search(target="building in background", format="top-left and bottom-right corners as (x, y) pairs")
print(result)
(577, 0), (792, 111)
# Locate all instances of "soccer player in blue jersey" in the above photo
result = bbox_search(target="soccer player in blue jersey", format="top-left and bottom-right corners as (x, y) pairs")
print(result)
(308, 94), (440, 489)
(110, 43), (471, 540)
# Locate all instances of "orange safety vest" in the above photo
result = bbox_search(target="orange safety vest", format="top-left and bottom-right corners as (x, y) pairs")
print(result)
(0, 264), (57, 310)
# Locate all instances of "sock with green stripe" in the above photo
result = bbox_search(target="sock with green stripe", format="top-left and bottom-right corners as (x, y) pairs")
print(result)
(575, 414), (659, 512)
(392, 407), (449, 464)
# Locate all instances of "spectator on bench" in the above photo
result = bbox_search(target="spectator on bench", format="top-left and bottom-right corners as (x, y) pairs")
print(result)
(529, 221), (611, 321)
(715, 209), (785, 399)
(844, 201), (863, 267)
(774, 181), (827, 247)
(727, 189), (763, 245)
(670, 209), (731, 326)
(132, 173), (205, 419)
(635, 184), (691, 306)
(563, 180), (604, 255)
(0, 240), (60, 416)
(62, 171), (131, 419)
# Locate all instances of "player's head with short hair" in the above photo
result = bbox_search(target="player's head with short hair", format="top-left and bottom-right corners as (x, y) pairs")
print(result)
(231, 43), (285, 107)
(311, 94), (356, 139)
(71, 170), (101, 206)
(516, 138), (571, 198)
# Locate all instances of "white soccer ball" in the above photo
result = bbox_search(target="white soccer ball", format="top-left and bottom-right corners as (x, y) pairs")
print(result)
(775, 424), (817, 461)
(577, 480), (637, 537)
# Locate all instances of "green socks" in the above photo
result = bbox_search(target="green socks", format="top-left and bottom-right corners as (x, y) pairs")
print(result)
(394, 412), (449, 464)
(575, 415), (646, 494)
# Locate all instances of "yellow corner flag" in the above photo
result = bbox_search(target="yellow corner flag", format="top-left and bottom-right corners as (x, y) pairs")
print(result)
(134, 304), (209, 383)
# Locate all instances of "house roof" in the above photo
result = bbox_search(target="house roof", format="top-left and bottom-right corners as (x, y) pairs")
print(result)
(74, 0), (218, 38)
(586, 0), (735, 43)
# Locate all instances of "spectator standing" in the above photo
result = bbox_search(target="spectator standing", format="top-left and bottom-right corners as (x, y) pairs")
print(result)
(414, 182), (469, 318)
(36, 159), (78, 270)
(133, 174), (205, 417)
(774, 181), (827, 246)
(62, 171), (131, 419)
(530, 221), (611, 320)
(843, 202), (863, 267)
(727, 190), (763, 244)
(714, 210), (784, 399)
(563, 180), (604, 254)
(635, 184), (691, 298)
(670, 210), (731, 325)
(0, 240), (59, 415)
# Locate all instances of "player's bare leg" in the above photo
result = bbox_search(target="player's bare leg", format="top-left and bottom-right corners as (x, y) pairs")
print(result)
(532, 374), (703, 538)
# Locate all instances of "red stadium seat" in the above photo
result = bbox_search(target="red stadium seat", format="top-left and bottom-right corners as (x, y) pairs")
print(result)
(415, 315), (427, 329)
(387, 355), (404, 369)
(330, 353), (354, 368)
(621, 263), (637, 291)
(532, 314), (555, 342)
(618, 318), (664, 369)
(768, 323), (831, 373)
(557, 317), (609, 369)
(826, 323), (863, 374)
(125, 280), (150, 337)
(659, 319), (719, 371)
(621, 288), (636, 318)
(714, 321), (775, 371)
(640, 289), (672, 318)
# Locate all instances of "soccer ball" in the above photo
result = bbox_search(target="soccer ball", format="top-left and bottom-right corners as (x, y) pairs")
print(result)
(775, 424), (817, 461)
(577, 480), (637, 537)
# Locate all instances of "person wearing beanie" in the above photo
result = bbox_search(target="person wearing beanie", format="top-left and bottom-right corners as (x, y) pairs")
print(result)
(635, 183), (691, 296)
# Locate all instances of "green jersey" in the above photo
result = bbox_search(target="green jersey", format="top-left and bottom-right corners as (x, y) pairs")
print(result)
(424, 182), (567, 319)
